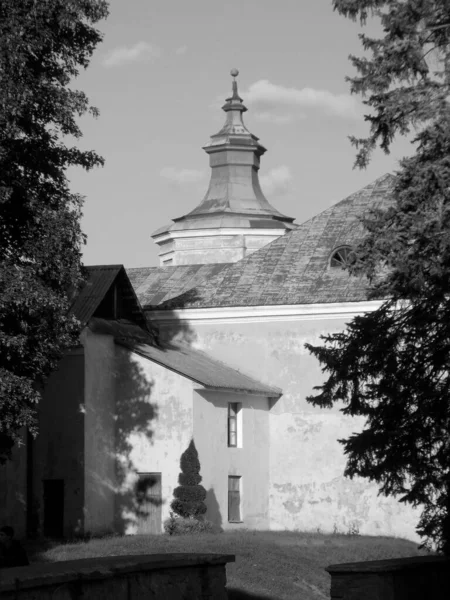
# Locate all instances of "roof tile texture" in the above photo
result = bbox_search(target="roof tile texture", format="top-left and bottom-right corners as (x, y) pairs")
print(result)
(129, 174), (394, 310)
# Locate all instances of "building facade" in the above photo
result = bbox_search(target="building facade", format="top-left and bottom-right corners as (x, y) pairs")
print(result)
(1, 72), (421, 542)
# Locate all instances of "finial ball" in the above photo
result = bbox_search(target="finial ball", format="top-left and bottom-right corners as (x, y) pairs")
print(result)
(230, 68), (239, 78)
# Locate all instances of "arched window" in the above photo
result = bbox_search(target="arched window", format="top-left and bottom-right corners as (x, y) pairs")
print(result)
(329, 246), (354, 269)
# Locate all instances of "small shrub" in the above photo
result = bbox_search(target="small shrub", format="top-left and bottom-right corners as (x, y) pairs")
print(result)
(171, 439), (207, 519)
(164, 512), (179, 536)
(346, 521), (361, 536)
(163, 516), (220, 536)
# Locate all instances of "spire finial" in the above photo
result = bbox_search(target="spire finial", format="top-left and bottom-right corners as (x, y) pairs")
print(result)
(230, 68), (240, 101)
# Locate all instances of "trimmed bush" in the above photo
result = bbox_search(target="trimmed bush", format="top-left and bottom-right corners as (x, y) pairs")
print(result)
(171, 439), (207, 519)
(163, 513), (220, 535)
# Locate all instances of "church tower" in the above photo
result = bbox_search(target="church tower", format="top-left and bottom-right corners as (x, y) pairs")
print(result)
(152, 70), (296, 266)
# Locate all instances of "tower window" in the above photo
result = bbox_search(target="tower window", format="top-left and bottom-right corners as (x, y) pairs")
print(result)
(329, 246), (354, 269)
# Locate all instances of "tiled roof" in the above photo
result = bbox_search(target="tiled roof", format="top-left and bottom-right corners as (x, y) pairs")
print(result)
(70, 265), (123, 324)
(70, 265), (149, 330)
(147, 174), (395, 309)
(89, 318), (281, 397)
(127, 263), (230, 309)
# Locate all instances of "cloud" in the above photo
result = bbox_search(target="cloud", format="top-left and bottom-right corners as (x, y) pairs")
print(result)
(254, 112), (295, 125)
(160, 167), (205, 184)
(102, 42), (161, 68)
(175, 45), (188, 55)
(244, 79), (361, 120)
(260, 166), (292, 196)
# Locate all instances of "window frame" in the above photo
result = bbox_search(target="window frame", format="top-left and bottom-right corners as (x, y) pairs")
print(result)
(227, 402), (243, 447)
(228, 475), (242, 523)
(329, 245), (354, 269)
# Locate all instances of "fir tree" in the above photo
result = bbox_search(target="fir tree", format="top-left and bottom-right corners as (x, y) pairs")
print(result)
(306, 0), (450, 554)
(0, 0), (109, 462)
(171, 439), (207, 519)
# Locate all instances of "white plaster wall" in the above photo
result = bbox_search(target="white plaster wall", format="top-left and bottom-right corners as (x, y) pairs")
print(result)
(158, 316), (421, 542)
(160, 231), (286, 265)
(114, 346), (194, 532)
(193, 390), (270, 530)
(83, 330), (116, 535)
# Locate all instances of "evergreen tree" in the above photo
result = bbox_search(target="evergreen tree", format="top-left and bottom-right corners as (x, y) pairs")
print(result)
(0, 0), (109, 462)
(171, 439), (207, 519)
(306, 0), (450, 554)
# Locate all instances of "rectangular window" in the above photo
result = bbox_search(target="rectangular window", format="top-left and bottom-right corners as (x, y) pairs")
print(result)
(228, 476), (242, 522)
(162, 258), (173, 266)
(228, 403), (240, 447)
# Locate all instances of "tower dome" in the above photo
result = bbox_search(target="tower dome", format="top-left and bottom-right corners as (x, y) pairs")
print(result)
(152, 70), (296, 266)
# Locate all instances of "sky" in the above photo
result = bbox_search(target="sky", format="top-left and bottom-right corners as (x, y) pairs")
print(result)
(70, 0), (414, 268)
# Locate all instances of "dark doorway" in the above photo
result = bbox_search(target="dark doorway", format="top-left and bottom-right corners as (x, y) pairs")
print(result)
(43, 479), (64, 538)
(135, 472), (162, 534)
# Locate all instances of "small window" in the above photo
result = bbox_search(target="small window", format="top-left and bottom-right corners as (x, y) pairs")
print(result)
(330, 246), (354, 269)
(228, 476), (242, 522)
(163, 258), (173, 266)
(228, 403), (242, 447)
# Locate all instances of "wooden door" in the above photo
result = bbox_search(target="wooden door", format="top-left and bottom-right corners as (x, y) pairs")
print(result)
(135, 472), (162, 534)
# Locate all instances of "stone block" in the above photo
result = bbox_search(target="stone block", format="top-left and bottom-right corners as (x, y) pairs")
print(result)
(0, 553), (235, 600)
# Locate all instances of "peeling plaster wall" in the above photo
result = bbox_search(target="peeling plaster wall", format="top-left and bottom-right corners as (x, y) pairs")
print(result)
(159, 316), (421, 541)
(114, 346), (194, 532)
(34, 349), (85, 537)
(83, 330), (116, 535)
(193, 390), (270, 530)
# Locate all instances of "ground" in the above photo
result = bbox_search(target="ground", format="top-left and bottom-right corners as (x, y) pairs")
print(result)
(27, 530), (428, 599)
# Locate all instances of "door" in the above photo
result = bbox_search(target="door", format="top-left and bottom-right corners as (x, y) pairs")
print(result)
(43, 479), (64, 538)
(135, 472), (162, 534)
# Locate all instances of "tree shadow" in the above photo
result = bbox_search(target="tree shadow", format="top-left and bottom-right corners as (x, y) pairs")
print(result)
(206, 487), (223, 530)
(113, 345), (160, 535)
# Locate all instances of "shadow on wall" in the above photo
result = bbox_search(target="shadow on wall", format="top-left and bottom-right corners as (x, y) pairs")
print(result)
(206, 487), (223, 529)
(146, 285), (201, 346)
(114, 346), (159, 534)
(113, 310), (199, 535)
(149, 310), (199, 347)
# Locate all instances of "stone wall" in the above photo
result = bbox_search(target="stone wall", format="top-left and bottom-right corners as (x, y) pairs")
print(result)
(0, 554), (235, 600)
(327, 555), (450, 600)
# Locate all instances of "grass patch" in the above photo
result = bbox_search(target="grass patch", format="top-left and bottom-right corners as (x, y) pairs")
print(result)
(28, 531), (428, 600)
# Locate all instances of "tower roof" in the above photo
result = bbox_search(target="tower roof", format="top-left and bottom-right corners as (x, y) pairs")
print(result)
(152, 70), (296, 240)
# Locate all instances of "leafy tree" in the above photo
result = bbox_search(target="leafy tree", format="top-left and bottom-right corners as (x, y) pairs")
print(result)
(0, 0), (109, 462)
(306, 0), (450, 554)
(171, 439), (207, 519)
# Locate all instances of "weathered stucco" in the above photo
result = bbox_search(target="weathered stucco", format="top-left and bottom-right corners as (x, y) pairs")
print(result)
(158, 314), (421, 541)
(193, 390), (270, 530)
